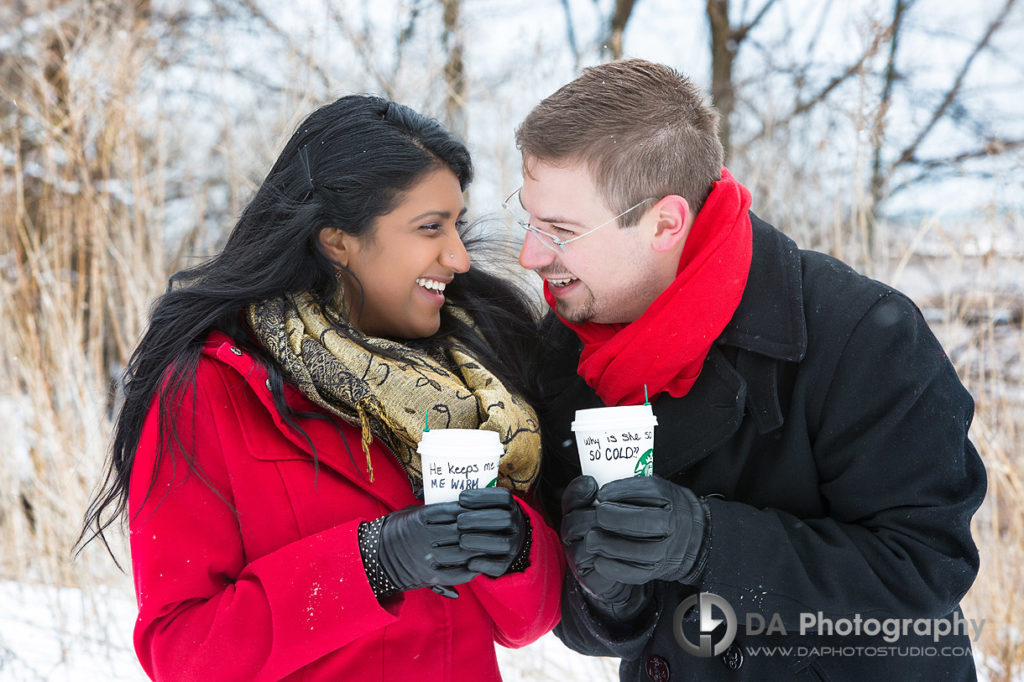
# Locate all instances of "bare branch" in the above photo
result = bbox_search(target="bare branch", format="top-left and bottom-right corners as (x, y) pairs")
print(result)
(559, 0), (581, 70)
(735, 0), (778, 42)
(706, 0), (780, 158)
(878, 2), (910, 118)
(325, 4), (396, 99)
(870, 0), (911, 210)
(889, 0), (1018, 171)
(707, 0), (736, 157)
(393, 0), (423, 75)
(441, 0), (466, 140)
(889, 138), (1024, 195)
(916, 138), (1024, 170)
(803, 0), (835, 57)
(604, 0), (637, 60)
(219, 0), (332, 94)
(788, 40), (880, 118)
(741, 27), (888, 147)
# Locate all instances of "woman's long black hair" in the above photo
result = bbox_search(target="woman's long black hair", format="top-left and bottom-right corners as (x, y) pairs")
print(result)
(77, 95), (540, 559)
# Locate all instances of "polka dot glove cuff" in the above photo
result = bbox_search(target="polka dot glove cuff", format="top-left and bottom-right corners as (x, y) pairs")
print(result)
(358, 517), (400, 601)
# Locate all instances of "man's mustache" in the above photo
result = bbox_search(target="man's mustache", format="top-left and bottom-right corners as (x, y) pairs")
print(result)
(535, 268), (575, 279)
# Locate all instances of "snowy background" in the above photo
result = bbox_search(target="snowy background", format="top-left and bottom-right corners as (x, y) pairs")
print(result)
(0, 579), (625, 680)
(2, 0), (1022, 679)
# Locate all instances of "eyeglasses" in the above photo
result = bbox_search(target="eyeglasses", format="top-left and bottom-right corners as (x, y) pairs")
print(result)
(501, 187), (656, 253)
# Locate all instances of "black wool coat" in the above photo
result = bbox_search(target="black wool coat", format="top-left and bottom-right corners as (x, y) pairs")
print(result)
(536, 216), (986, 681)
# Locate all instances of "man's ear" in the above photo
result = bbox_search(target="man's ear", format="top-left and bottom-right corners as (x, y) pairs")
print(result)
(318, 227), (351, 267)
(651, 195), (692, 253)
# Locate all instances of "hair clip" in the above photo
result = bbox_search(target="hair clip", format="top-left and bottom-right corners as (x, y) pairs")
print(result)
(297, 144), (315, 199)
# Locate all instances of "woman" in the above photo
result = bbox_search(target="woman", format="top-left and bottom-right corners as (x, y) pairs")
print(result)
(79, 95), (563, 681)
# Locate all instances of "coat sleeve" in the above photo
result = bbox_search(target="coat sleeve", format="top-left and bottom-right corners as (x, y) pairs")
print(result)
(700, 292), (986, 626)
(129, 360), (398, 682)
(463, 494), (565, 648)
(552, 574), (661, 660)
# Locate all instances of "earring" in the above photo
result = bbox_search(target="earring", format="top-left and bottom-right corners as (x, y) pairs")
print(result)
(449, 253), (456, 259)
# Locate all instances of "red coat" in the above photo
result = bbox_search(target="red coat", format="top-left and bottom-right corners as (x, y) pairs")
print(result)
(129, 331), (564, 681)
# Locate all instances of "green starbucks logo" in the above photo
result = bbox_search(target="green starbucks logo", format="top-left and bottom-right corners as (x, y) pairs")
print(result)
(635, 449), (653, 477)
(485, 477), (498, 488)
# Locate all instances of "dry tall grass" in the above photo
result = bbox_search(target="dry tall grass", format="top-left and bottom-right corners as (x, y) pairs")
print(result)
(2, 3), (165, 586)
(0, 5), (170, 671)
(926, 244), (1024, 682)
(1, 4), (1022, 681)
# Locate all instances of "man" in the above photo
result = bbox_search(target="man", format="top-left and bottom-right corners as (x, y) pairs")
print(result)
(510, 59), (985, 680)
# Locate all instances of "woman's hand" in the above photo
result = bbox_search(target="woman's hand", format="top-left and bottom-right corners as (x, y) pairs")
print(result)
(376, 502), (481, 592)
(363, 487), (529, 600)
(457, 488), (528, 577)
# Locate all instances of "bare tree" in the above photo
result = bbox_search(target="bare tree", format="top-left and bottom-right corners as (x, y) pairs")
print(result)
(869, 0), (912, 214)
(706, 0), (778, 160)
(882, 0), (1023, 203)
(704, 0), (1022, 226)
(605, 0), (639, 60)
(440, 0), (467, 140)
(554, 0), (638, 65)
(559, 0), (582, 70)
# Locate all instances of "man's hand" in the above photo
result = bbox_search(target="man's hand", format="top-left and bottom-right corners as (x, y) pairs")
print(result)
(561, 475), (654, 621)
(585, 476), (708, 585)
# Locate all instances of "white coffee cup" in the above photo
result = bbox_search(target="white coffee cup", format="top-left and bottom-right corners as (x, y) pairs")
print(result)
(417, 429), (503, 504)
(570, 405), (657, 488)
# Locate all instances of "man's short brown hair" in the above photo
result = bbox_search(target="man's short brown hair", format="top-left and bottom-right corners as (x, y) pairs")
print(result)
(515, 59), (723, 223)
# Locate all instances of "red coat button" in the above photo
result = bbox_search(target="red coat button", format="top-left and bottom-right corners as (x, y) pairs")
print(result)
(645, 655), (670, 682)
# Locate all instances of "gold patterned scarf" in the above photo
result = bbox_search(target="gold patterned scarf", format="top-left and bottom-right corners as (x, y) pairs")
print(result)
(247, 291), (540, 496)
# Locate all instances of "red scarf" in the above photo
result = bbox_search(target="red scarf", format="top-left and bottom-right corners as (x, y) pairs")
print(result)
(544, 168), (753, 406)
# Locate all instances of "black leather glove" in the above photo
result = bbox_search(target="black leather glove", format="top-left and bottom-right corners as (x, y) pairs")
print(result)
(585, 475), (708, 585)
(561, 475), (653, 621)
(458, 488), (528, 577)
(374, 502), (482, 593)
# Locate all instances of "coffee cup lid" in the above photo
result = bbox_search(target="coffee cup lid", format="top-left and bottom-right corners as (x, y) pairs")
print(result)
(571, 404), (657, 431)
(418, 428), (502, 452)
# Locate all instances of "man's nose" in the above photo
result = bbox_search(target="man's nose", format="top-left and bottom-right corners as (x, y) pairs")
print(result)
(518, 231), (557, 270)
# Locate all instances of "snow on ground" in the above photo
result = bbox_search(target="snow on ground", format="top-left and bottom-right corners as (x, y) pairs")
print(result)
(0, 580), (141, 681)
(0, 576), (1004, 681)
(0, 579), (618, 681)
(0, 577), (1008, 680)
(0, 577), (1008, 681)
(497, 633), (619, 681)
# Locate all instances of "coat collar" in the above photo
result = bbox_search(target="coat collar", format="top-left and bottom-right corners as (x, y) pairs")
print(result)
(718, 213), (807, 363)
(653, 215), (808, 474)
(201, 331), (412, 510)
